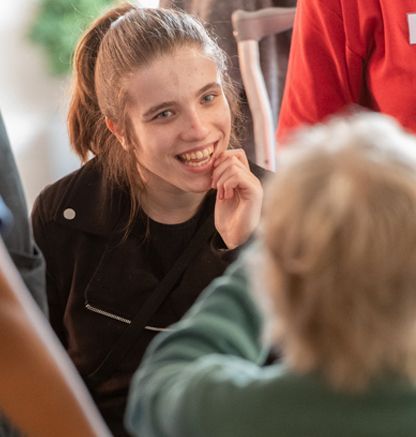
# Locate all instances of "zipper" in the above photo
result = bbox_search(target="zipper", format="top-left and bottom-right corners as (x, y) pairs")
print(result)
(144, 325), (172, 332)
(85, 304), (131, 324)
(85, 303), (173, 332)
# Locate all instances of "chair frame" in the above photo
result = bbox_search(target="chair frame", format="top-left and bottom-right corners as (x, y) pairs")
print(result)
(232, 7), (296, 170)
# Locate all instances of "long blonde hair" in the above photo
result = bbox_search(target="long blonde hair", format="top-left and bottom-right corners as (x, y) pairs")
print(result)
(261, 113), (416, 391)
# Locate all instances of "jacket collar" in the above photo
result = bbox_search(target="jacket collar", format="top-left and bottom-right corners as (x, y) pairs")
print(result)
(52, 156), (233, 238)
(53, 158), (129, 236)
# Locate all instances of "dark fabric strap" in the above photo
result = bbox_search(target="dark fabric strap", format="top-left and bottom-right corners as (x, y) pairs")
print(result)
(88, 214), (215, 385)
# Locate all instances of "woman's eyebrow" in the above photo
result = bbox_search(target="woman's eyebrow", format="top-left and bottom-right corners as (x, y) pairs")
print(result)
(143, 101), (176, 118)
(143, 82), (221, 118)
(196, 82), (221, 96)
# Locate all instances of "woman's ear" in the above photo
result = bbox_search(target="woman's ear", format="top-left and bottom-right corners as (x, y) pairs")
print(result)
(105, 117), (127, 151)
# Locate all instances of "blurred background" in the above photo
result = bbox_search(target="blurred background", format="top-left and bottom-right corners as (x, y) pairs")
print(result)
(0, 0), (159, 209)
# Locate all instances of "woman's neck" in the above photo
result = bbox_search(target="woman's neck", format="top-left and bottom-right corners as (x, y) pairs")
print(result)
(140, 184), (207, 224)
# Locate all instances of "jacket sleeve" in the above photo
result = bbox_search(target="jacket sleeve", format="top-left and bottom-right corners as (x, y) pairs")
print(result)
(277, 0), (365, 142)
(0, 112), (47, 315)
(125, 248), (268, 437)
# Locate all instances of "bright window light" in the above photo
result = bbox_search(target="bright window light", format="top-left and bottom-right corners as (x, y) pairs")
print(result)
(137, 0), (160, 7)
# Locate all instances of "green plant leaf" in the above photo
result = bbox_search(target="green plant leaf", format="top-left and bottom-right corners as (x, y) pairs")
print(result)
(28, 0), (116, 75)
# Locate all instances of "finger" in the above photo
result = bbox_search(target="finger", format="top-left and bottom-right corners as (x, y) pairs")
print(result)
(216, 186), (224, 201)
(214, 164), (259, 197)
(216, 173), (245, 200)
(215, 169), (257, 200)
(211, 155), (247, 188)
(216, 180), (227, 201)
(216, 166), (262, 200)
(213, 148), (249, 169)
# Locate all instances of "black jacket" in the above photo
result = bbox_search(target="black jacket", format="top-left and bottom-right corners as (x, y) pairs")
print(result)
(32, 158), (269, 436)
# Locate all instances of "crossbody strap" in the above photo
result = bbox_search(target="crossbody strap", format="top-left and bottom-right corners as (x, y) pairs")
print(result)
(88, 214), (215, 385)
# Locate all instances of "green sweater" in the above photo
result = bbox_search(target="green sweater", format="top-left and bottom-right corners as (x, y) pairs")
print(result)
(125, 251), (416, 437)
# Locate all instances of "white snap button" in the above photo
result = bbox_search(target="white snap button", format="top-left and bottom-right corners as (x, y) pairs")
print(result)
(63, 208), (76, 220)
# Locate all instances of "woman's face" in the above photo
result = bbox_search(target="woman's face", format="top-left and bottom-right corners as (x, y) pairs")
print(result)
(125, 46), (232, 194)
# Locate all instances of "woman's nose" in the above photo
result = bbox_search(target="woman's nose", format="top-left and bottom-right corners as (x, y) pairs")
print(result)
(179, 109), (209, 142)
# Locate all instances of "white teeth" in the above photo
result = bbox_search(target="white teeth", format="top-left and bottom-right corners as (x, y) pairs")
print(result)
(178, 145), (214, 164)
(185, 157), (211, 167)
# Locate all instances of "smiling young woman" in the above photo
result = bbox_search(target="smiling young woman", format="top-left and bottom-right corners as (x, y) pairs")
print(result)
(31, 4), (268, 436)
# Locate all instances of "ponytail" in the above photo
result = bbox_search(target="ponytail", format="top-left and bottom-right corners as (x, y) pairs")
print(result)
(67, 3), (134, 162)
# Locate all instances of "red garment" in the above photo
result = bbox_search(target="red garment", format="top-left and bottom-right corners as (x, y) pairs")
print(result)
(277, 0), (416, 142)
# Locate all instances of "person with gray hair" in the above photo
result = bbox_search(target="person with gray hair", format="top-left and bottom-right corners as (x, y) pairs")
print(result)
(126, 112), (416, 437)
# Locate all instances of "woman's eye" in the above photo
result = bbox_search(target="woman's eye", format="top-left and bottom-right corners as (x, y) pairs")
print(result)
(155, 110), (173, 120)
(202, 94), (216, 103)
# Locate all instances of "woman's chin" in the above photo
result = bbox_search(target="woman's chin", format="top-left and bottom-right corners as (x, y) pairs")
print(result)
(184, 175), (213, 194)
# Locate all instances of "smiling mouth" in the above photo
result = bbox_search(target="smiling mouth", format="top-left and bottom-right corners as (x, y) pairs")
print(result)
(176, 144), (215, 167)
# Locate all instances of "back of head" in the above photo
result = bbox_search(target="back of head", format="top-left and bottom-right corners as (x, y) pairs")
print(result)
(260, 112), (416, 391)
